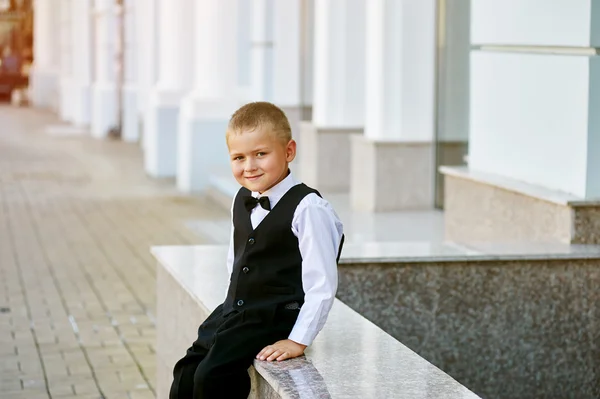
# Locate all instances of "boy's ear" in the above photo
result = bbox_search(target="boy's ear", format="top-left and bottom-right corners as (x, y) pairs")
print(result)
(286, 139), (297, 163)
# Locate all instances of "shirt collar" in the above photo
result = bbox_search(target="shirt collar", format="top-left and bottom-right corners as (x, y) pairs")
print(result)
(251, 171), (299, 209)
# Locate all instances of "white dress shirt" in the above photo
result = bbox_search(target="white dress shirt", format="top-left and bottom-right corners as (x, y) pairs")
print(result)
(226, 172), (344, 346)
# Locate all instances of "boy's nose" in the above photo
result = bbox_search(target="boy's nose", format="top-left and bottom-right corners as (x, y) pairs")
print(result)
(244, 160), (258, 171)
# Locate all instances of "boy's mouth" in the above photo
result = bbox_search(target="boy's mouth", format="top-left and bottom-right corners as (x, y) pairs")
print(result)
(245, 175), (263, 181)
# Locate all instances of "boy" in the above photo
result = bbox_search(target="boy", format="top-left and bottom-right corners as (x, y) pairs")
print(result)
(169, 102), (344, 398)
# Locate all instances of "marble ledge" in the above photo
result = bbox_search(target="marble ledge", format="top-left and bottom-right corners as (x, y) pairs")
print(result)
(439, 166), (600, 207)
(152, 245), (481, 399)
(340, 241), (600, 264)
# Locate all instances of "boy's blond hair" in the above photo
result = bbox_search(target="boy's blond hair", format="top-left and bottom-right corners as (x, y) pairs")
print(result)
(227, 102), (292, 144)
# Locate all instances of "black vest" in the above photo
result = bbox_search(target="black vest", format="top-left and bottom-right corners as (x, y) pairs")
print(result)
(223, 183), (325, 314)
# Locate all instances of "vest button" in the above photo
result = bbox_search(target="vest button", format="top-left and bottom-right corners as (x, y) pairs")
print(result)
(248, 237), (255, 245)
(242, 267), (249, 273)
(237, 300), (244, 307)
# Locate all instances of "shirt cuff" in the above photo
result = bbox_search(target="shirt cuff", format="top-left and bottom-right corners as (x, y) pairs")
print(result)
(288, 326), (316, 347)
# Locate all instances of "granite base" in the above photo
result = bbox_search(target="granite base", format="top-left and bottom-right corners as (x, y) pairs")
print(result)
(281, 105), (312, 145)
(91, 82), (117, 139)
(30, 68), (58, 110)
(350, 137), (435, 211)
(441, 167), (600, 244)
(144, 103), (179, 178)
(121, 84), (139, 143)
(337, 258), (600, 399)
(298, 122), (361, 192)
(70, 82), (92, 127)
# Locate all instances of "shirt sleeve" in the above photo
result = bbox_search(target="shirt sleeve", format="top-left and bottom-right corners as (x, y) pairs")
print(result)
(288, 194), (344, 346)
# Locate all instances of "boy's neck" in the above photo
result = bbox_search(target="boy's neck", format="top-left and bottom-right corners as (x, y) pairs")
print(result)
(258, 168), (291, 195)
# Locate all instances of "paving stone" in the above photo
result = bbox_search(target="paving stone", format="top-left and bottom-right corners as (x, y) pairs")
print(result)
(72, 381), (101, 395)
(0, 378), (23, 393)
(48, 383), (76, 397)
(0, 393), (50, 399)
(0, 106), (226, 398)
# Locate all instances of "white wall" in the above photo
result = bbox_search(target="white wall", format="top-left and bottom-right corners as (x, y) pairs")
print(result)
(469, 51), (593, 197)
(469, 1), (600, 198)
(471, 0), (600, 47)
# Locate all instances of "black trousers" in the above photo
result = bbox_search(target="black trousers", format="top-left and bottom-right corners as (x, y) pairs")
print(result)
(169, 303), (299, 399)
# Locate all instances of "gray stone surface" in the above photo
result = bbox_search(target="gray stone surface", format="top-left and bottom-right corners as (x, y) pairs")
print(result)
(443, 170), (573, 243)
(441, 166), (600, 244)
(440, 166), (586, 205)
(340, 241), (600, 263)
(153, 245), (481, 399)
(337, 258), (600, 399)
(573, 206), (600, 244)
(350, 136), (435, 211)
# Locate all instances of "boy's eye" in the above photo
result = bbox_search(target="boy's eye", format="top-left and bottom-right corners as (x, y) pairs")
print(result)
(234, 156), (244, 161)
(257, 152), (265, 157)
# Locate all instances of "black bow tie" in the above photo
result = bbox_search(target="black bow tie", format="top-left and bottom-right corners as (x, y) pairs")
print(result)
(243, 195), (271, 212)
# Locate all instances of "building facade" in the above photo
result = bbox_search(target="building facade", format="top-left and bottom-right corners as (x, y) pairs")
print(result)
(29, 0), (600, 218)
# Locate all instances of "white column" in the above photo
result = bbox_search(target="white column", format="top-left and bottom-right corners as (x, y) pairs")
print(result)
(144, 0), (194, 177)
(177, 0), (239, 192)
(58, 0), (73, 121)
(91, 0), (118, 138)
(301, 0), (315, 113)
(49, 2), (62, 113)
(272, 0), (301, 107)
(236, 0), (252, 101)
(351, 0), (437, 211)
(250, 0), (274, 101)
(272, 0), (306, 134)
(468, 0), (600, 198)
(246, 0), (306, 133)
(135, 0), (157, 146)
(30, 0), (59, 109)
(312, 0), (365, 128)
(121, 0), (139, 142)
(70, 0), (93, 127)
(364, 0), (436, 141)
(297, 0), (365, 192)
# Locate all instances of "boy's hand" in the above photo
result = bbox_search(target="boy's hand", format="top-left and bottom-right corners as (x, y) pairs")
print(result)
(256, 339), (307, 362)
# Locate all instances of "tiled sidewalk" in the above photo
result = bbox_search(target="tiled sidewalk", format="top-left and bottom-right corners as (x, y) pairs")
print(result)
(0, 106), (227, 398)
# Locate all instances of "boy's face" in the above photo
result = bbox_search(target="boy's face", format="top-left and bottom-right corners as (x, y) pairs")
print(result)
(227, 126), (296, 194)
